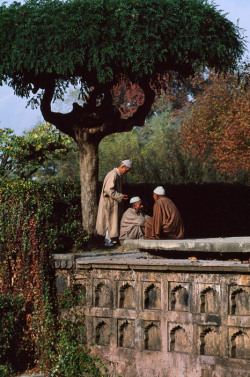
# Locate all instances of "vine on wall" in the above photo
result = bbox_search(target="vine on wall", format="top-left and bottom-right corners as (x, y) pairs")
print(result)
(0, 179), (103, 376)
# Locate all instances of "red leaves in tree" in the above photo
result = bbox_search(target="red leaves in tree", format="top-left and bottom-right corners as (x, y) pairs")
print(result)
(181, 69), (250, 179)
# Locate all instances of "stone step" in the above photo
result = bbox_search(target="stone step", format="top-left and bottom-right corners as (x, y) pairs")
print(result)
(123, 236), (250, 253)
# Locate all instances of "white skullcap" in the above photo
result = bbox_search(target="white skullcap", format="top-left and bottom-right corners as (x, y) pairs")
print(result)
(154, 186), (165, 195)
(130, 196), (141, 204)
(120, 159), (132, 168)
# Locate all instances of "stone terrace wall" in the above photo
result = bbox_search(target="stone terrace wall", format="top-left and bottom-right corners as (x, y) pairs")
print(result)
(54, 248), (250, 377)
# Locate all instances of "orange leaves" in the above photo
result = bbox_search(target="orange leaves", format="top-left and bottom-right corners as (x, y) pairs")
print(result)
(112, 78), (144, 118)
(181, 69), (250, 180)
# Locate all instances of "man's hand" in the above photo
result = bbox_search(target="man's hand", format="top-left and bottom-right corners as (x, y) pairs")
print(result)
(122, 194), (128, 200)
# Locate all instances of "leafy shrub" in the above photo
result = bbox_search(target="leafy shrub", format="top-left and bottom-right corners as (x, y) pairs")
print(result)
(0, 178), (104, 376)
(0, 178), (88, 255)
(49, 287), (106, 377)
(0, 364), (12, 377)
(0, 294), (25, 373)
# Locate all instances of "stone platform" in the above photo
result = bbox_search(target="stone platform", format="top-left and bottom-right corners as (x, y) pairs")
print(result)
(123, 236), (250, 254)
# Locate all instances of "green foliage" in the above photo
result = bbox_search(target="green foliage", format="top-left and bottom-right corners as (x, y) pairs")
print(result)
(0, 123), (76, 179)
(0, 0), (245, 101)
(48, 287), (106, 377)
(0, 364), (12, 377)
(34, 150), (79, 182)
(99, 103), (221, 184)
(0, 178), (104, 376)
(0, 179), (88, 254)
(0, 294), (25, 375)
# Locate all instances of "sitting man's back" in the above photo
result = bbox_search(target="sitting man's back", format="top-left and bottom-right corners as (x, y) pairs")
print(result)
(145, 186), (184, 240)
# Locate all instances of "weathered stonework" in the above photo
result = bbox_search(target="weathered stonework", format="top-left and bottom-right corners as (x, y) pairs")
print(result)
(54, 239), (250, 377)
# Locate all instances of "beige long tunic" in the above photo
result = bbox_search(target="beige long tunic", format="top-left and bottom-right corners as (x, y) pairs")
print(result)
(96, 168), (123, 238)
(119, 208), (149, 241)
(145, 197), (184, 239)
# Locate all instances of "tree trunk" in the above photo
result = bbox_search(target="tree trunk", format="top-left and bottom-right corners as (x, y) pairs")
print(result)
(78, 140), (99, 236)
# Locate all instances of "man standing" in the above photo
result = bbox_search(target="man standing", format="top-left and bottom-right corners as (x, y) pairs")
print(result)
(145, 186), (184, 240)
(120, 196), (149, 241)
(96, 159), (132, 247)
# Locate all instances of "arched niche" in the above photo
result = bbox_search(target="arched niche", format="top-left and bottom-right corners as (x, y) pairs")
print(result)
(119, 283), (135, 309)
(118, 320), (135, 348)
(231, 330), (250, 359)
(170, 285), (189, 311)
(200, 328), (220, 356)
(95, 320), (110, 346)
(170, 326), (190, 353)
(144, 322), (161, 350)
(230, 288), (249, 315)
(144, 284), (161, 310)
(94, 282), (111, 308)
(200, 287), (219, 313)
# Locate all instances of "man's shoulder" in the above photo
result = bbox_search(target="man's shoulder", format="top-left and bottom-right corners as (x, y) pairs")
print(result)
(105, 168), (115, 176)
(104, 168), (119, 180)
(123, 208), (135, 216)
(154, 196), (171, 207)
(121, 207), (135, 218)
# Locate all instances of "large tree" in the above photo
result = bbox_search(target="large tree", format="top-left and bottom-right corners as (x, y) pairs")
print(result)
(0, 0), (245, 235)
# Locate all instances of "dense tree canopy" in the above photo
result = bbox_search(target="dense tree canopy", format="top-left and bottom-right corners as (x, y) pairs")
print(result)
(0, 0), (245, 136)
(0, 0), (246, 234)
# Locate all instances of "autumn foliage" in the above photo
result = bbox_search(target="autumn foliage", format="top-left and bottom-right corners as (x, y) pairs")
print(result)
(181, 67), (250, 180)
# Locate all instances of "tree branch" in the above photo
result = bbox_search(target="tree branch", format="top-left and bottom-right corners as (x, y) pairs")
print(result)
(40, 77), (155, 144)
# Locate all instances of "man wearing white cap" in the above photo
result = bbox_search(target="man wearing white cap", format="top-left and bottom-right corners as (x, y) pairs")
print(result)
(96, 159), (132, 247)
(145, 186), (184, 240)
(120, 196), (149, 241)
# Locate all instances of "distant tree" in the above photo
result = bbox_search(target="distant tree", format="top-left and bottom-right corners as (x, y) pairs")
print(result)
(0, 0), (245, 235)
(34, 149), (79, 182)
(0, 124), (76, 179)
(99, 104), (220, 184)
(181, 64), (250, 183)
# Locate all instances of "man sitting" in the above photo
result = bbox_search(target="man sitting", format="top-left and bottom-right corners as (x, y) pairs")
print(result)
(145, 186), (184, 240)
(120, 196), (149, 241)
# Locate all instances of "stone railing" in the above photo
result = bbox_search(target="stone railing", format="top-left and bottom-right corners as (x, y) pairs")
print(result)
(54, 237), (250, 377)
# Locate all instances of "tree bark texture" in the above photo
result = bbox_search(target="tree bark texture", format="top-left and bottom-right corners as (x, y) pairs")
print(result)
(78, 140), (99, 235)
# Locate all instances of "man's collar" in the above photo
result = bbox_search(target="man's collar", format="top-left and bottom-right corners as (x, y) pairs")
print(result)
(115, 167), (121, 176)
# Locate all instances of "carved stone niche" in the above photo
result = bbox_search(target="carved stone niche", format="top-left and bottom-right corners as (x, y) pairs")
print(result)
(169, 282), (189, 312)
(94, 318), (111, 346)
(143, 321), (161, 351)
(199, 327), (220, 356)
(94, 280), (111, 308)
(200, 286), (220, 314)
(73, 283), (86, 306)
(143, 283), (161, 310)
(169, 325), (191, 354)
(229, 286), (249, 316)
(118, 319), (135, 348)
(119, 283), (135, 309)
(56, 275), (68, 294)
(229, 327), (250, 359)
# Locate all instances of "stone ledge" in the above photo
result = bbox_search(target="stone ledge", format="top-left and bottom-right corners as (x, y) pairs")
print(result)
(123, 237), (250, 253)
(76, 253), (250, 273)
(53, 251), (143, 269)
